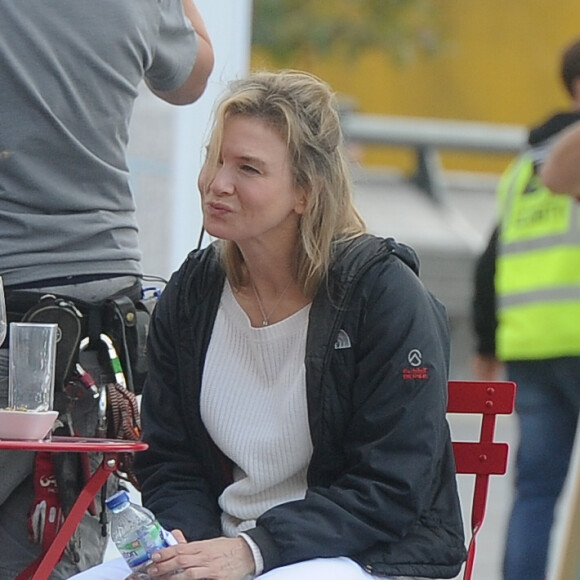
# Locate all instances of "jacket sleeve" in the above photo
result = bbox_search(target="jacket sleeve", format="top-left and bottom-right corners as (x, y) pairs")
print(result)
(472, 226), (498, 356)
(245, 256), (463, 571)
(133, 268), (223, 540)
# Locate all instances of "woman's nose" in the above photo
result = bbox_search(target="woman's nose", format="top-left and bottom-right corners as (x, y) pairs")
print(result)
(209, 165), (234, 196)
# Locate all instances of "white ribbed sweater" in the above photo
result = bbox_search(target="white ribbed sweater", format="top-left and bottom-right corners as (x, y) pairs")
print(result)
(201, 281), (313, 537)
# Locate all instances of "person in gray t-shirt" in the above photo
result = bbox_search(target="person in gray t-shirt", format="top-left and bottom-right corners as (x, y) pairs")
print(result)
(0, 1), (213, 578)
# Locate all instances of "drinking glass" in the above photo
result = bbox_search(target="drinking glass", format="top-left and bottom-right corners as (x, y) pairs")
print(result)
(9, 322), (57, 412)
(0, 276), (6, 347)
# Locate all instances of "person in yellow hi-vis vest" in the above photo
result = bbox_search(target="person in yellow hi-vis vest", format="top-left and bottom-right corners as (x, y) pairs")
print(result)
(472, 38), (580, 580)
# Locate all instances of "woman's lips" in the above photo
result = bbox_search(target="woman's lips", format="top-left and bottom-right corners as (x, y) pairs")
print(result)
(206, 201), (233, 215)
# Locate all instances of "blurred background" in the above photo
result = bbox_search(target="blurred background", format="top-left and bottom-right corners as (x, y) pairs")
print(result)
(130, 0), (580, 379)
(118, 1), (580, 577)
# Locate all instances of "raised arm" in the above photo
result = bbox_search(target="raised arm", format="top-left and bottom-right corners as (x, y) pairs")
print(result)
(153, 0), (214, 105)
(540, 120), (580, 198)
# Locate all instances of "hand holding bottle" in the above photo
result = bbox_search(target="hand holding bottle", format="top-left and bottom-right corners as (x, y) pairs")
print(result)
(147, 531), (255, 580)
(107, 491), (180, 579)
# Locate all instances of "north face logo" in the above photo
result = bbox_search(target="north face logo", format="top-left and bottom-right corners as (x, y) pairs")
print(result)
(334, 329), (351, 350)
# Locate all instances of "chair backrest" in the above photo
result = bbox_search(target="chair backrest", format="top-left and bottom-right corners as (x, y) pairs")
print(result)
(447, 380), (516, 580)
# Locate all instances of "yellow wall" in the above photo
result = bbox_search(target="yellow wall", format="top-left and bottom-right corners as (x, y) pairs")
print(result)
(251, 0), (580, 173)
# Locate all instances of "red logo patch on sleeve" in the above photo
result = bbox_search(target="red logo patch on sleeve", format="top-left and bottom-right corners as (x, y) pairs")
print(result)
(402, 366), (429, 380)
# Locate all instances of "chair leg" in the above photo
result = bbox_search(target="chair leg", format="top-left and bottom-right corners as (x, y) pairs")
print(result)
(463, 535), (476, 580)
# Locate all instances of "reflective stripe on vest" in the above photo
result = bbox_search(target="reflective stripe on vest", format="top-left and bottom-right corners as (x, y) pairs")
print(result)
(496, 154), (580, 360)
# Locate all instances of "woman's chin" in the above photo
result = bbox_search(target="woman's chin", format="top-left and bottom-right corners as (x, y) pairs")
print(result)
(204, 224), (232, 241)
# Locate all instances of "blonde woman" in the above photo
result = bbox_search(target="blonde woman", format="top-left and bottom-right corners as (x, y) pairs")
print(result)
(74, 70), (465, 580)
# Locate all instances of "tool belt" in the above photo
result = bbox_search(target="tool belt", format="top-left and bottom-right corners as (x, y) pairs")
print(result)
(5, 279), (157, 395)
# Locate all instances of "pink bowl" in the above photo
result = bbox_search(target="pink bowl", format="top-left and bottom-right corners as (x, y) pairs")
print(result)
(0, 409), (59, 440)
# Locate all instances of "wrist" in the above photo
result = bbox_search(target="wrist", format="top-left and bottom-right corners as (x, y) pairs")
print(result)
(239, 533), (262, 576)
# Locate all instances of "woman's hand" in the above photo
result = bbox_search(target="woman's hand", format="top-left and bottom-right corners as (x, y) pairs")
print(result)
(147, 530), (255, 580)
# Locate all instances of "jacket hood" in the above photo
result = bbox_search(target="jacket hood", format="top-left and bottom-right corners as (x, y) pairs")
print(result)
(332, 234), (420, 279)
(385, 237), (420, 274)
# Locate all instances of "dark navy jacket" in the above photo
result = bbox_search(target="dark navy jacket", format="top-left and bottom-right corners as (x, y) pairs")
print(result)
(135, 234), (466, 578)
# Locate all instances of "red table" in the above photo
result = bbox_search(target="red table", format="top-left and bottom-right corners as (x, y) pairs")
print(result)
(0, 436), (148, 580)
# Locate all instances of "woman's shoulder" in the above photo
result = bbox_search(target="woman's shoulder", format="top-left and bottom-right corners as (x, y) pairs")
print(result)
(162, 243), (224, 304)
(171, 243), (221, 281)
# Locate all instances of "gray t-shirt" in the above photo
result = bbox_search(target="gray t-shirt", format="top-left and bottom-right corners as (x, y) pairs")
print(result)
(0, 0), (198, 285)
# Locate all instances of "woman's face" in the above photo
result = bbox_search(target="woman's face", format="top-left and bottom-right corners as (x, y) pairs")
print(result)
(200, 115), (306, 247)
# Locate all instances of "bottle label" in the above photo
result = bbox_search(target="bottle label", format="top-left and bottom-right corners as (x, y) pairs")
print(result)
(118, 521), (168, 570)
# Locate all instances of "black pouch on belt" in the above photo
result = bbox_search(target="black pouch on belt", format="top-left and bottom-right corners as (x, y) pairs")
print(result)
(103, 292), (156, 395)
(21, 294), (84, 392)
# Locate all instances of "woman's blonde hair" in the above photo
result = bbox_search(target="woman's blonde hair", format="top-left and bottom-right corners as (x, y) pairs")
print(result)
(202, 70), (366, 297)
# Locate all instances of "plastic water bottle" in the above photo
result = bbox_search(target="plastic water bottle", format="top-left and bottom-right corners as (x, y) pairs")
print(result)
(106, 490), (176, 578)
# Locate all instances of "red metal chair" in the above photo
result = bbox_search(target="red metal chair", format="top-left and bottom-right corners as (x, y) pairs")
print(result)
(447, 380), (517, 580)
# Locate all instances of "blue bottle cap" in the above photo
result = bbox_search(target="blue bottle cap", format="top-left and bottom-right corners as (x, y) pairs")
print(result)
(105, 489), (130, 511)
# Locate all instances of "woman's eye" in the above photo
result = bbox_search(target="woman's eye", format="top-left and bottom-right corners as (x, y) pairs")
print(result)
(241, 164), (259, 174)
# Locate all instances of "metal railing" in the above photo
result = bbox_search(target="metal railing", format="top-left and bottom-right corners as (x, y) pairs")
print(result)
(341, 113), (528, 203)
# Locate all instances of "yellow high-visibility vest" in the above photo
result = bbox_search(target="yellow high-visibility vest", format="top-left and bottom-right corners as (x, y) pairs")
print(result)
(495, 154), (580, 360)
